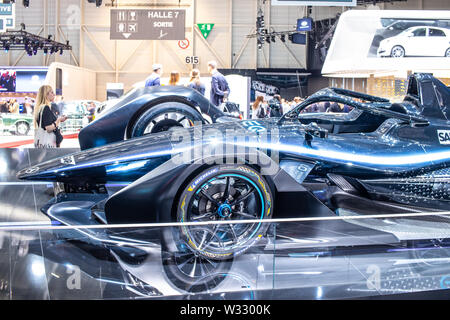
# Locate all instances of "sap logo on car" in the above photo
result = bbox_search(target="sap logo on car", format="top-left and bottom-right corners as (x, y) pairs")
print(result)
(60, 156), (76, 165)
(437, 130), (450, 145)
(241, 120), (266, 133)
(188, 167), (219, 192)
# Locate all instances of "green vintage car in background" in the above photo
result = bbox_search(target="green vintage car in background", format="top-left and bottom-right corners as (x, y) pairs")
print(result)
(59, 100), (101, 133)
(0, 113), (34, 136)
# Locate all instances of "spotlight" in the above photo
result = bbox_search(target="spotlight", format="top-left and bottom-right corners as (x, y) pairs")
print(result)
(265, 36), (270, 44)
(257, 36), (264, 50)
(47, 35), (52, 40)
(271, 35), (276, 43)
(280, 34), (286, 43)
(23, 0), (29, 8)
(59, 48), (63, 55)
(43, 48), (48, 55)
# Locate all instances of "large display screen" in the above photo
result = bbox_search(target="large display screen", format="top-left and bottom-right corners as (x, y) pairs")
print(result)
(322, 10), (450, 77)
(0, 68), (48, 93)
(0, 69), (16, 92)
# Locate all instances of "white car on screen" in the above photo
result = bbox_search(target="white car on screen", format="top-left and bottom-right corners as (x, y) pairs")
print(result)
(377, 26), (450, 58)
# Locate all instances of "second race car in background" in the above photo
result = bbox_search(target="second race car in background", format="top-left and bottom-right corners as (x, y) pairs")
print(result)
(77, 86), (241, 150)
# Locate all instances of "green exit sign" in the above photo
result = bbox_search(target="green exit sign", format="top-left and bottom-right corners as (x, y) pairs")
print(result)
(197, 23), (214, 40)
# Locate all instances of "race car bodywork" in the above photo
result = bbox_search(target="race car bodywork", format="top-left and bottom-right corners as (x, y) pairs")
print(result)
(18, 73), (450, 260)
(78, 85), (234, 150)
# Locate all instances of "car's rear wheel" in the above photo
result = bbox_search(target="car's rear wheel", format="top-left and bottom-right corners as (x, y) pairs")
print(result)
(445, 48), (450, 57)
(176, 165), (273, 260)
(130, 101), (203, 138)
(390, 45), (405, 58)
(16, 122), (30, 135)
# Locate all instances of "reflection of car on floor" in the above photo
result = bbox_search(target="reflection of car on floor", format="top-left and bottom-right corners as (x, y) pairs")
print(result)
(59, 100), (101, 133)
(77, 86), (240, 150)
(377, 26), (450, 57)
(0, 113), (33, 135)
(18, 74), (450, 263)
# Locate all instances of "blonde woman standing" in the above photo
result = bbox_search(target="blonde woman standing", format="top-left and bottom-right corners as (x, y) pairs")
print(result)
(34, 85), (67, 148)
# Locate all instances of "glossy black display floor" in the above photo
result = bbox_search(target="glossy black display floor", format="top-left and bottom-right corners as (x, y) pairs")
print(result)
(0, 148), (450, 300)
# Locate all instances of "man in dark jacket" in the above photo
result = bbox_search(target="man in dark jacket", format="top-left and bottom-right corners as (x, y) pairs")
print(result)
(268, 95), (283, 118)
(208, 61), (230, 107)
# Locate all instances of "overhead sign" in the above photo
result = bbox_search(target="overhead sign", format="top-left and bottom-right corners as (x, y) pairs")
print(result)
(0, 3), (15, 32)
(297, 18), (312, 32)
(110, 9), (186, 40)
(197, 23), (214, 39)
(271, 0), (356, 6)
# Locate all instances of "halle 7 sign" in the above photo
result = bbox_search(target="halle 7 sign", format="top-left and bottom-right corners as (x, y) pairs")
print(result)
(110, 9), (186, 40)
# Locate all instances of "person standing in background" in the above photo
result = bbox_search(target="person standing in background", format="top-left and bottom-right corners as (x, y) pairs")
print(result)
(34, 85), (67, 148)
(8, 98), (19, 114)
(23, 97), (33, 115)
(145, 64), (163, 87)
(268, 95), (283, 117)
(168, 71), (181, 86)
(0, 99), (8, 113)
(186, 69), (206, 96)
(251, 96), (266, 119)
(207, 60), (230, 107)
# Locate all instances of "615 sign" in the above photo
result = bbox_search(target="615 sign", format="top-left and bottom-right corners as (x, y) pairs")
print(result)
(185, 56), (199, 64)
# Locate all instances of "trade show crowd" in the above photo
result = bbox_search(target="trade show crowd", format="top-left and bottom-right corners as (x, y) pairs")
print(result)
(0, 97), (34, 114)
(144, 60), (231, 108)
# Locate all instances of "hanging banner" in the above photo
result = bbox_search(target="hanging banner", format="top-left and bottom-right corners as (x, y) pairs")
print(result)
(271, 0), (356, 7)
(197, 23), (215, 39)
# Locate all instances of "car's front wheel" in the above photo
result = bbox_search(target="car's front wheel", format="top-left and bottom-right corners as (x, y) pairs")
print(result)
(445, 48), (450, 57)
(176, 165), (274, 260)
(390, 45), (405, 58)
(130, 101), (203, 138)
(16, 122), (30, 135)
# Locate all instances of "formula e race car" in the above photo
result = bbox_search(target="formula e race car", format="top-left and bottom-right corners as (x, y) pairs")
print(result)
(18, 73), (450, 261)
(78, 85), (240, 150)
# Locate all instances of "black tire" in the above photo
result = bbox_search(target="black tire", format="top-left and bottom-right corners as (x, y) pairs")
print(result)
(390, 45), (405, 58)
(16, 122), (30, 136)
(161, 244), (233, 292)
(175, 165), (274, 260)
(130, 101), (203, 138)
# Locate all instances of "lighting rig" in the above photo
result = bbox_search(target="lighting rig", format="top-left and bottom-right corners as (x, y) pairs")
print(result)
(0, 28), (72, 56)
(249, 11), (302, 50)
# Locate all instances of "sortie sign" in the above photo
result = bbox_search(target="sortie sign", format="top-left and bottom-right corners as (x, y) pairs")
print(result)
(110, 9), (186, 40)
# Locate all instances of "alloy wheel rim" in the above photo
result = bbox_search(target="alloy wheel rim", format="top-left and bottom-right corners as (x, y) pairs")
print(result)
(184, 174), (265, 255)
